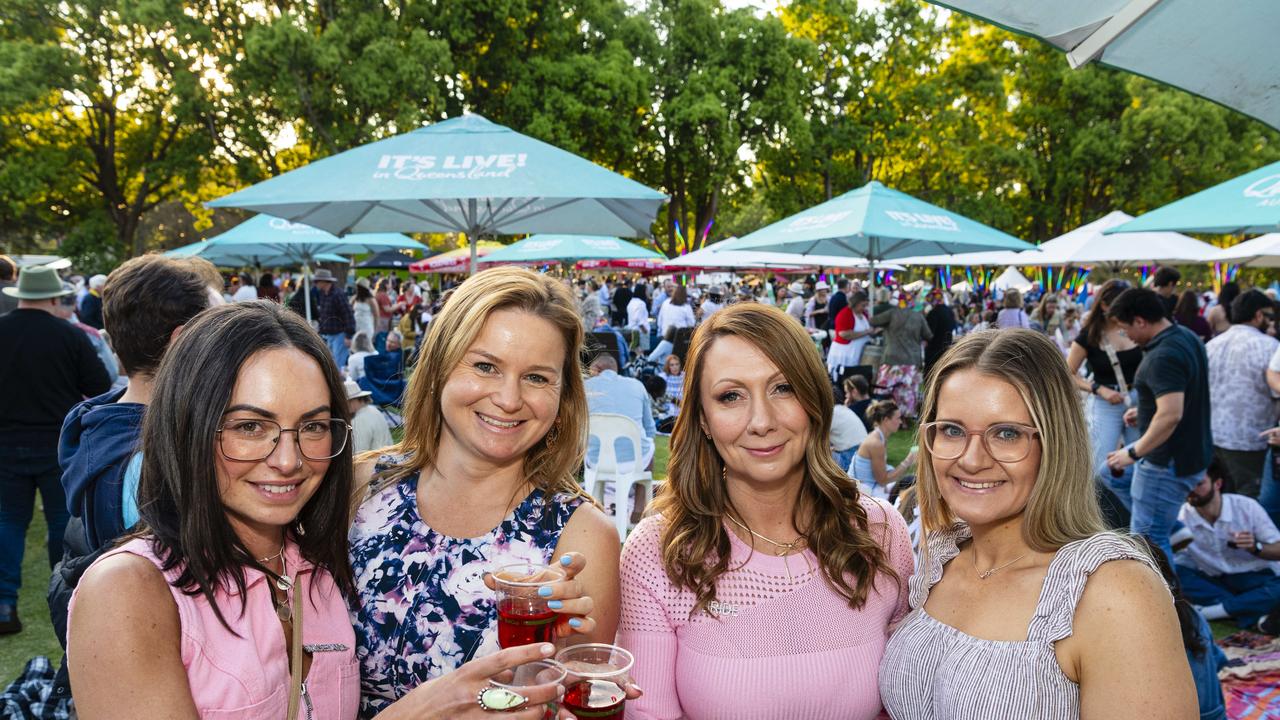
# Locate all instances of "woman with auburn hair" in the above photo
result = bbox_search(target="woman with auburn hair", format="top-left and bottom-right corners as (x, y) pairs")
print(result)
(348, 267), (621, 718)
(879, 329), (1195, 719)
(618, 303), (913, 720)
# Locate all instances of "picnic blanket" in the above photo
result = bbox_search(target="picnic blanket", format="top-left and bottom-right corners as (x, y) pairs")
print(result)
(1219, 631), (1280, 720)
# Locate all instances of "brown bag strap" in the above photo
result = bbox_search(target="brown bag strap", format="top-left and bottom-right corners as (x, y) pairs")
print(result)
(285, 576), (304, 719)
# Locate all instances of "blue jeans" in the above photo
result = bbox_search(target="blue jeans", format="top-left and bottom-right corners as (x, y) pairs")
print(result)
(0, 445), (69, 604)
(324, 332), (349, 370)
(1176, 565), (1280, 627)
(1260, 447), (1280, 528)
(1131, 459), (1202, 564)
(1086, 390), (1139, 510)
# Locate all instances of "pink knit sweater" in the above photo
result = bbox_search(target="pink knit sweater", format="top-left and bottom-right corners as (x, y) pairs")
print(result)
(617, 496), (913, 720)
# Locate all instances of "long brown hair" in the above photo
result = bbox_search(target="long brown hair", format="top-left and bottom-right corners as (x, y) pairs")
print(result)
(653, 303), (898, 617)
(1083, 279), (1131, 347)
(362, 267), (590, 503)
(137, 302), (355, 630)
(916, 329), (1108, 550)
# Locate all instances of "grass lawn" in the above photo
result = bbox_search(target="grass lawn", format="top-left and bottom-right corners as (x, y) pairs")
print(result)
(0, 505), (64, 684)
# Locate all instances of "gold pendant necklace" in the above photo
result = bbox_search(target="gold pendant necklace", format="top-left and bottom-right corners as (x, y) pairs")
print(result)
(724, 512), (805, 556)
(970, 547), (1029, 580)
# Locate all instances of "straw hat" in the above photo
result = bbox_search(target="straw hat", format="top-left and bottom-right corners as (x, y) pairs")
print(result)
(2, 265), (73, 300)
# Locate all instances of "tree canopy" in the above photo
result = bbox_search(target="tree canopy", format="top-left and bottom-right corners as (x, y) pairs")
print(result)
(1, 0), (1276, 271)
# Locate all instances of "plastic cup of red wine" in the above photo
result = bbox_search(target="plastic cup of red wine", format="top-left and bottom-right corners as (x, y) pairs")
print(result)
(489, 659), (568, 719)
(493, 561), (566, 648)
(555, 644), (634, 720)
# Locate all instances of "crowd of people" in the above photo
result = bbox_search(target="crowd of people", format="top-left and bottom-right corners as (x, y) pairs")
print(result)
(1, 248), (1277, 718)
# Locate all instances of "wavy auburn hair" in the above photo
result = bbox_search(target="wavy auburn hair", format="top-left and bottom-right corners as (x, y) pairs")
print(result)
(365, 267), (590, 503)
(653, 303), (898, 617)
(915, 329), (1108, 550)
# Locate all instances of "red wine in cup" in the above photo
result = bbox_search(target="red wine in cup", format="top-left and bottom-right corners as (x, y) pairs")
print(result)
(562, 679), (626, 719)
(497, 598), (557, 648)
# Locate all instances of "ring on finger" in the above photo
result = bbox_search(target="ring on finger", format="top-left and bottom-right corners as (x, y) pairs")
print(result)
(477, 686), (529, 712)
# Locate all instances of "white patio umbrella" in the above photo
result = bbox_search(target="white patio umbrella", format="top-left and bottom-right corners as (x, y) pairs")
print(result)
(666, 239), (903, 271)
(1210, 234), (1280, 267)
(894, 248), (1047, 267)
(929, 0), (1280, 130)
(1032, 210), (1217, 268)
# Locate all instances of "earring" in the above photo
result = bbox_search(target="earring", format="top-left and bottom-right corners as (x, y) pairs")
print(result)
(545, 420), (561, 448)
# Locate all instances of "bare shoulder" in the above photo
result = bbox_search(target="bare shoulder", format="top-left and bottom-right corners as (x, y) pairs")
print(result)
(76, 550), (175, 616)
(562, 499), (620, 551)
(1075, 558), (1170, 624)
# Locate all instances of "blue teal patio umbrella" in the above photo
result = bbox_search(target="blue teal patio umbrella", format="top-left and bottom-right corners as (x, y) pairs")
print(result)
(1106, 160), (1280, 235)
(207, 114), (667, 274)
(717, 181), (1031, 284)
(165, 242), (350, 268)
(929, 1), (1280, 131)
(480, 235), (663, 265)
(166, 214), (425, 321)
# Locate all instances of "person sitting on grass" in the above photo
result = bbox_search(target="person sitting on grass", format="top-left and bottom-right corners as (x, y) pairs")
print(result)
(849, 400), (917, 501)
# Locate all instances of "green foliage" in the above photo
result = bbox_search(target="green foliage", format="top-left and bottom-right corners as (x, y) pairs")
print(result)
(1, 0), (1279, 268)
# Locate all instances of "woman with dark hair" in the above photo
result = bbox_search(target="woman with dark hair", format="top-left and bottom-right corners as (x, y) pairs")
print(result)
(257, 272), (280, 302)
(849, 399), (917, 501)
(1174, 290), (1212, 343)
(1133, 536), (1227, 720)
(1066, 279), (1141, 509)
(1208, 282), (1240, 338)
(610, 280), (633, 328)
(68, 302), (565, 720)
(619, 303), (912, 719)
(647, 285), (695, 362)
(352, 281), (378, 338)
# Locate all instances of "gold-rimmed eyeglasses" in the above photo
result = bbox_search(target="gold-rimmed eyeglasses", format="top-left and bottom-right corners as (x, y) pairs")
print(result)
(216, 418), (351, 462)
(920, 421), (1041, 463)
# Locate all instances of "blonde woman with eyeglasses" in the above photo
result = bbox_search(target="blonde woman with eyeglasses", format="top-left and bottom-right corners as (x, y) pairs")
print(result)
(879, 329), (1195, 720)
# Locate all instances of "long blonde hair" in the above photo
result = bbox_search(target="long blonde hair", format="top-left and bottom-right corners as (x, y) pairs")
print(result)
(653, 303), (897, 617)
(363, 267), (589, 503)
(915, 329), (1107, 550)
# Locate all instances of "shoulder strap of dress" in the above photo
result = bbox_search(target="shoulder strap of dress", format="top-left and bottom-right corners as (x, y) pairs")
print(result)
(1026, 533), (1160, 644)
(909, 524), (968, 610)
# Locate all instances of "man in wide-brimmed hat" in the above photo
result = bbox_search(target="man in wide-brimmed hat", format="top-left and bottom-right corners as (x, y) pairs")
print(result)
(0, 265), (112, 634)
(287, 267), (355, 367)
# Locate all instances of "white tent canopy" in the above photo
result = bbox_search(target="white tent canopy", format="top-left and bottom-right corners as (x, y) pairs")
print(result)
(666, 239), (901, 270)
(1211, 234), (1280, 267)
(1033, 210), (1217, 267)
(992, 267), (1034, 292)
(894, 248), (1047, 267)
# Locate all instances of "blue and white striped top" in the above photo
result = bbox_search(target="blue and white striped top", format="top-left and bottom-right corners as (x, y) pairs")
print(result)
(879, 523), (1158, 719)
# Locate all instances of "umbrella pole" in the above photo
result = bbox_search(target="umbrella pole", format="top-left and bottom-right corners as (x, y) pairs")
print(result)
(303, 264), (313, 324)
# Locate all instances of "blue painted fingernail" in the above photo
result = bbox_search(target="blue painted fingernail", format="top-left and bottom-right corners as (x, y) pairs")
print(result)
(538, 586), (553, 597)
(560, 555), (572, 566)
(548, 600), (564, 610)
(568, 618), (583, 628)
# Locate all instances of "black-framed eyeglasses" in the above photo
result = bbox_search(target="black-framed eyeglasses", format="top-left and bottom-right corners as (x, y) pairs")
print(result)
(920, 421), (1041, 463)
(216, 418), (351, 462)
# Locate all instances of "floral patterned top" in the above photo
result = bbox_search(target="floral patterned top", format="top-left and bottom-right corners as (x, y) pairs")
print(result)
(348, 453), (585, 718)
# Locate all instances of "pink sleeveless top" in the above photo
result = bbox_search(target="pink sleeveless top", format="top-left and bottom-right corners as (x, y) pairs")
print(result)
(69, 536), (360, 719)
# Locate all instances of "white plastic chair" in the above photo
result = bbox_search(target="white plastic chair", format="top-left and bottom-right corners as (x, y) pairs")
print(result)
(583, 413), (654, 540)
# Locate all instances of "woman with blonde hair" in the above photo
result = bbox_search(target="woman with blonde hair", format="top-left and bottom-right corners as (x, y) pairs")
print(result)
(619, 303), (913, 719)
(348, 267), (620, 717)
(879, 329), (1195, 719)
(995, 288), (1030, 329)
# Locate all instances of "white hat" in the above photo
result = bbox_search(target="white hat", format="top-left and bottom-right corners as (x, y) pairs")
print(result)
(343, 378), (371, 401)
(814, 281), (830, 291)
(788, 281), (805, 294)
